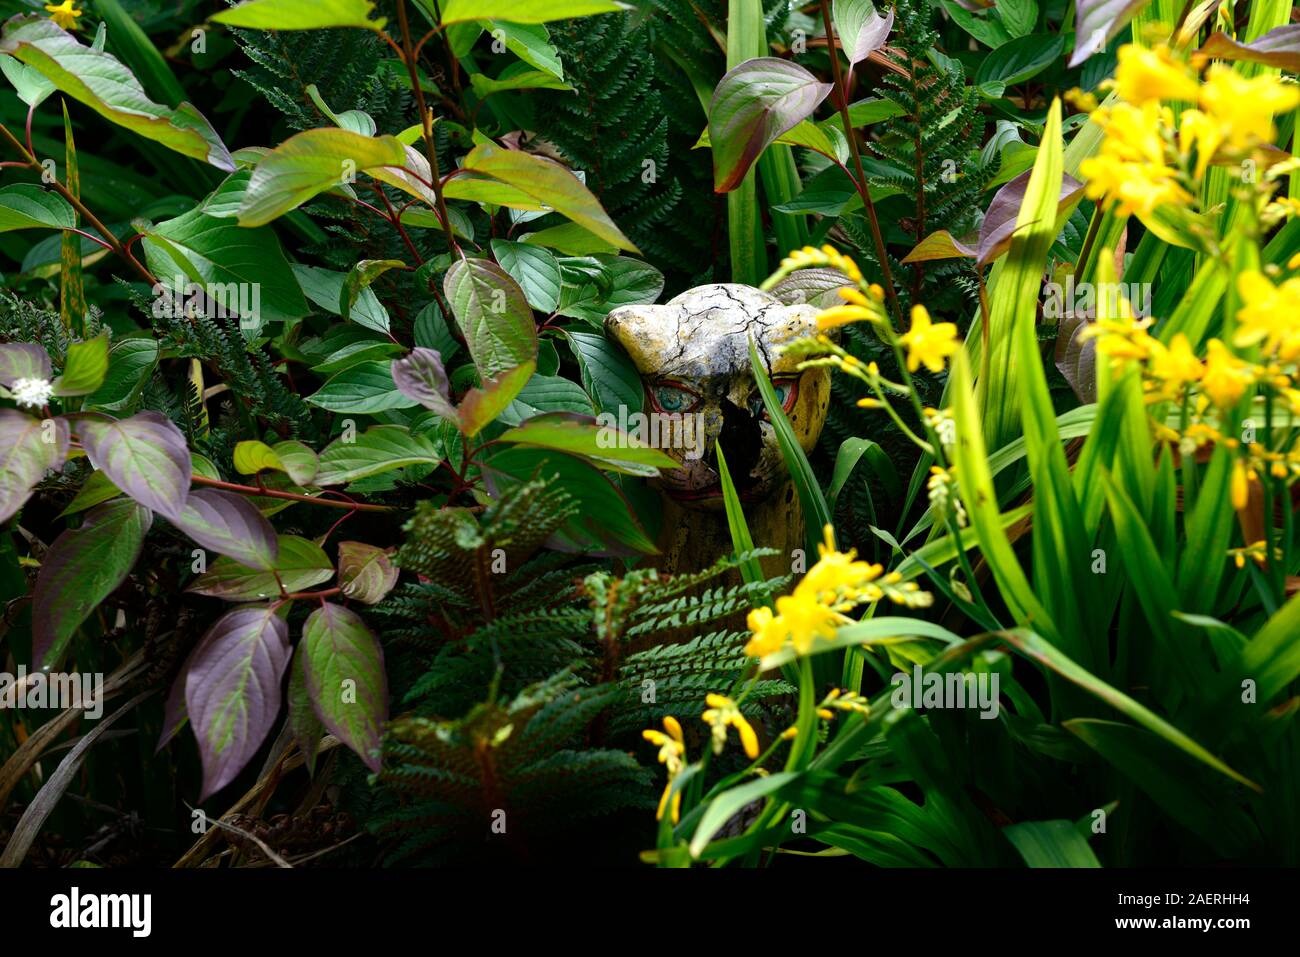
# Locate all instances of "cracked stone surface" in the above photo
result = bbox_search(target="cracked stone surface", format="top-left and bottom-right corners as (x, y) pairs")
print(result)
(605, 283), (832, 511)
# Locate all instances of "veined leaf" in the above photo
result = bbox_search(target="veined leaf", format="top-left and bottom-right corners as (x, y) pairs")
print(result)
(0, 184), (75, 233)
(443, 258), (538, 379)
(52, 333), (108, 396)
(77, 411), (191, 522)
(708, 58), (832, 192)
(498, 411), (678, 474)
(0, 409), (69, 525)
(212, 0), (387, 31)
(315, 425), (442, 486)
(337, 541), (399, 604)
(187, 535), (333, 600)
(300, 603), (387, 771)
(32, 499), (152, 669)
(0, 16), (234, 171)
(185, 605), (292, 799)
(440, 0), (628, 25)
(173, 489), (279, 571)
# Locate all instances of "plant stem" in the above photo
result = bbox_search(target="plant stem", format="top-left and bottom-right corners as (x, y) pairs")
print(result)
(818, 0), (903, 325)
(189, 474), (397, 512)
(0, 122), (157, 286)
(395, 0), (460, 256)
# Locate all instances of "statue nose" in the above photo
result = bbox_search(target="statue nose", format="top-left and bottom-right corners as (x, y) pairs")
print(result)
(705, 398), (763, 487)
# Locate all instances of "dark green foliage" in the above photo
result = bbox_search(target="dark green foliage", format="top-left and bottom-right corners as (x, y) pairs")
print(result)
(533, 10), (715, 286)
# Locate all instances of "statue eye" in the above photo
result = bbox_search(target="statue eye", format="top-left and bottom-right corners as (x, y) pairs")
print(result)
(749, 377), (799, 418)
(650, 382), (701, 414)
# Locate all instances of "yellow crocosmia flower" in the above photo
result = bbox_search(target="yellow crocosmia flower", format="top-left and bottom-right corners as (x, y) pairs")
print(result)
(44, 1), (81, 29)
(1199, 66), (1300, 152)
(899, 305), (960, 373)
(1114, 44), (1201, 105)
(642, 717), (686, 823)
(1231, 459), (1253, 511)
(773, 590), (841, 655)
(1201, 339), (1254, 409)
(1147, 333), (1203, 392)
(1177, 109), (1225, 180)
(744, 605), (787, 658)
(701, 693), (760, 759)
(1288, 252), (1300, 271)
(1234, 270), (1300, 359)
(796, 524), (883, 599)
(817, 304), (877, 330)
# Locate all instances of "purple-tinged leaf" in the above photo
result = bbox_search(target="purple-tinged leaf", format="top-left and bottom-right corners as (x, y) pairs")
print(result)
(976, 169), (1084, 266)
(0, 409), (68, 524)
(337, 541), (399, 605)
(173, 488), (280, 571)
(0, 342), (51, 386)
(288, 645), (324, 775)
(32, 499), (151, 669)
(300, 603), (387, 772)
(1055, 311), (1098, 404)
(709, 58), (833, 192)
(187, 534), (333, 601)
(157, 643), (197, 752)
(1069, 0), (1150, 66)
(833, 0), (894, 66)
(1199, 25), (1300, 71)
(185, 605), (291, 800)
(390, 347), (458, 420)
(901, 229), (977, 264)
(77, 411), (191, 522)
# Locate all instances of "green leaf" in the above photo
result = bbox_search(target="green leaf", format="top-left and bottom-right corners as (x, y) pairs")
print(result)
(341, 259), (404, 327)
(141, 209), (310, 332)
(749, 339), (831, 556)
(470, 69), (570, 96)
(489, 21), (563, 79)
(212, 0), (387, 31)
(689, 772), (800, 858)
(482, 444), (657, 555)
(998, 629), (1260, 791)
(233, 440), (285, 476)
(460, 144), (637, 252)
(187, 535), (334, 601)
(491, 239), (562, 312)
(236, 129), (407, 227)
(272, 440), (320, 486)
(443, 258), (538, 379)
(1070, 0), (1150, 66)
(57, 470), (121, 518)
(1003, 820), (1100, 867)
(85, 338), (157, 411)
(975, 34), (1063, 87)
(995, 0), (1038, 37)
(456, 361), (537, 437)
(32, 499), (151, 668)
(440, 0), (627, 24)
(306, 360), (417, 413)
(0, 184), (75, 233)
(0, 16), (233, 171)
(708, 58), (832, 192)
(300, 603), (387, 771)
(315, 425), (442, 486)
(832, 0), (894, 65)
(52, 333), (109, 397)
(564, 330), (643, 416)
(293, 264), (390, 334)
(499, 411), (677, 474)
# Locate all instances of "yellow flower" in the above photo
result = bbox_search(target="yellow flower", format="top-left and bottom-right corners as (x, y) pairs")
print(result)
(1177, 109), (1225, 180)
(898, 305), (960, 373)
(701, 693), (760, 759)
(772, 590), (840, 656)
(1147, 333), (1203, 393)
(745, 605), (786, 658)
(797, 524), (883, 602)
(1114, 45), (1201, 105)
(642, 716), (686, 823)
(1199, 66), (1300, 153)
(1235, 270), (1300, 360)
(1231, 459), (1252, 510)
(816, 285), (887, 329)
(1200, 339), (1254, 409)
(45, 1), (81, 29)
(1081, 102), (1193, 217)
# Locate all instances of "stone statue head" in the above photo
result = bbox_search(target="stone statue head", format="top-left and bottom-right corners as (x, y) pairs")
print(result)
(604, 283), (832, 510)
